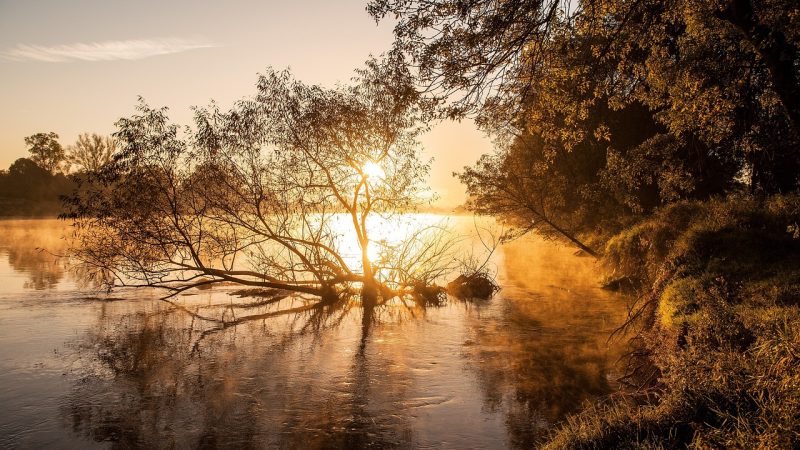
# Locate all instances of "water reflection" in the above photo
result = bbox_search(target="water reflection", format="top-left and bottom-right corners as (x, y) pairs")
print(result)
(464, 300), (623, 446)
(462, 237), (628, 446)
(0, 218), (630, 449)
(0, 220), (69, 291)
(63, 296), (419, 448)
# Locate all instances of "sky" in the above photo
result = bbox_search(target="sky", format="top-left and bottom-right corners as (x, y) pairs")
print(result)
(0, 0), (493, 208)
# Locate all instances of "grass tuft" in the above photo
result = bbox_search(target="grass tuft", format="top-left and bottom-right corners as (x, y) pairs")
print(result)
(547, 194), (800, 448)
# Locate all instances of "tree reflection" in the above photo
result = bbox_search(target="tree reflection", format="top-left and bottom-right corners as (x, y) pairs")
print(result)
(462, 236), (630, 446)
(62, 293), (418, 448)
(0, 220), (68, 290)
(58, 233), (630, 449)
(463, 299), (622, 446)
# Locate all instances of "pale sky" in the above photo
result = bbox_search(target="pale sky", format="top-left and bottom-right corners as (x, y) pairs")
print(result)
(0, 0), (492, 208)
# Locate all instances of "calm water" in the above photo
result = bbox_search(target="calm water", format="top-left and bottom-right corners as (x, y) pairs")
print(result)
(0, 218), (629, 449)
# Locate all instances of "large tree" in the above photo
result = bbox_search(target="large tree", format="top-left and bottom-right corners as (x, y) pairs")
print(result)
(371, 0), (800, 246)
(24, 132), (66, 174)
(67, 133), (116, 173)
(66, 57), (455, 304)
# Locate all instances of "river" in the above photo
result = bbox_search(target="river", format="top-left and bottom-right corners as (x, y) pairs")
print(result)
(0, 218), (629, 449)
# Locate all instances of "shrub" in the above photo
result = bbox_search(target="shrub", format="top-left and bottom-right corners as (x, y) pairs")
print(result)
(547, 194), (800, 448)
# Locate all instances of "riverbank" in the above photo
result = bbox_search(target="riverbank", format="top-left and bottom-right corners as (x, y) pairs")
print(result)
(546, 194), (800, 448)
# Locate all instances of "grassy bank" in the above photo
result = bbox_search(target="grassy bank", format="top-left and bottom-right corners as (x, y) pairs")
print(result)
(546, 194), (800, 448)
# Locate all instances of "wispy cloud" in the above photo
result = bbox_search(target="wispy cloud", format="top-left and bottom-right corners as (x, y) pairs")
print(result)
(1, 38), (218, 62)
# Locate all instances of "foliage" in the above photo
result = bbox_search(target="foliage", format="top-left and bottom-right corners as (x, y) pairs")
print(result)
(66, 133), (117, 173)
(24, 132), (66, 174)
(546, 194), (800, 448)
(0, 132), (115, 217)
(0, 158), (74, 217)
(371, 0), (800, 248)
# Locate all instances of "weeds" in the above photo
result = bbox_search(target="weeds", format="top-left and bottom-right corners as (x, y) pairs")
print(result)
(547, 194), (800, 448)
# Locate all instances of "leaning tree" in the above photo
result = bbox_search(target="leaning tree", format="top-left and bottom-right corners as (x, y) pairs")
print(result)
(65, 57), (458, 305)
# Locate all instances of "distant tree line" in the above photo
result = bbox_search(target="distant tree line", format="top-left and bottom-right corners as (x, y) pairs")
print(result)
(370, 0), (800, 253)
(0, 132), (115, 216)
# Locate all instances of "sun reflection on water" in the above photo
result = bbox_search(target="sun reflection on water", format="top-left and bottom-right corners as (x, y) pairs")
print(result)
(329, 212), (451, 272)
(0, 217), (632, 449)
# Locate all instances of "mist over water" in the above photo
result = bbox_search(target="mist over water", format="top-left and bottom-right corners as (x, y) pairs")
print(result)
(0, 218), (629, 449)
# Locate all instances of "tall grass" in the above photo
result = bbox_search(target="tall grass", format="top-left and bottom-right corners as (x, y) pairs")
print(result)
(546, 194), (800, 448)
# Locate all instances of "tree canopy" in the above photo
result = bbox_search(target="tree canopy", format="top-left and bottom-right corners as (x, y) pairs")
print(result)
(0, 132), (117, 217)
(66, 133), (117, 173)
(371, 0), (800, 251)
(0, 158), (74, 216)
(24, 132), (66, 174)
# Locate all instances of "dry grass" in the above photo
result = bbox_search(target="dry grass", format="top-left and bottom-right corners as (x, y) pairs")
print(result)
(546, 194), (800, 448)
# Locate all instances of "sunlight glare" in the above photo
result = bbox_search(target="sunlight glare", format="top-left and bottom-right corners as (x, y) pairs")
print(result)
(362, 161), (385, 179)
(326, 213), (446, 276)
(367, 240), (381, 263)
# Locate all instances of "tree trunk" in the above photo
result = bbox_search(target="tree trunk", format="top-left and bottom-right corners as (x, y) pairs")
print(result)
(540, 215), (600, 258)
(360, 240), (379, 306)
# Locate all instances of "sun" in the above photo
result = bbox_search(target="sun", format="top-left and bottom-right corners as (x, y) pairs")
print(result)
(362, 161), (385, 179)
